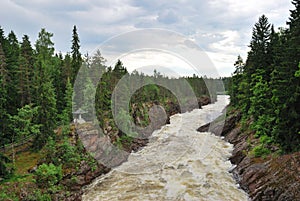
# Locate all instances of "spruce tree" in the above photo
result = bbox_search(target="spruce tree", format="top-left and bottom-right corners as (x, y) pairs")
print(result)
(271, 0), (300, 152)
(33, 29), (58, 148)
(6, 31), (20, 114)
(71, 25), (82, 85)
(245, 15), (272, 119)
(52, 53), (65, 114)
(18, 35), (34, 106)
(230, 55), (244, 106)
(60, 78), (73, 125)
(0, 41), (9, 145)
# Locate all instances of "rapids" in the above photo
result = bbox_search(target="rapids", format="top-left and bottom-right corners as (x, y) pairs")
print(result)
(82, 95), (248, 201)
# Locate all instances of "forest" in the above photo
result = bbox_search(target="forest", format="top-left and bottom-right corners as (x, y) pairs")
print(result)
(0, 24), (223, 199)
(229, 0), (300, 154)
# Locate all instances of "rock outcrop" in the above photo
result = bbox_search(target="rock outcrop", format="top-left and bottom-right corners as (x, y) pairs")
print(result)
(198, 109), (300, 201)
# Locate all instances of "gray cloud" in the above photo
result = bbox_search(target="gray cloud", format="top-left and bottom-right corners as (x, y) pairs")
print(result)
(0, 0), (294, 76)
(157, 9), (180, 24)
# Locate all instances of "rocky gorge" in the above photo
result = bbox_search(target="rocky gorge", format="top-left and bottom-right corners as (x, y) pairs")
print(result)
(61, 95), (300, 201)
(198, 109), (300, 201)
(59, 96), (212, 200)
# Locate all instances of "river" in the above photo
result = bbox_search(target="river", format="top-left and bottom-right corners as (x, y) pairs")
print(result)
(82, 95), (249, 201)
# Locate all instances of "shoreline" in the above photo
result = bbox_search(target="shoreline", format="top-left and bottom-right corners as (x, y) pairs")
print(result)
(197, 107), (300, 200)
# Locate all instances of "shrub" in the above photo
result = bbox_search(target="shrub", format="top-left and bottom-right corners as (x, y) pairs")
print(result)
(35, 163), (62, 188)
(252, 144), (271, 157)
(26, 190), (52, 201)
(0, 153), (14, 179)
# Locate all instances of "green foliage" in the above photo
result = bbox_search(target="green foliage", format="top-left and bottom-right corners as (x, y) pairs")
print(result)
(82, 77), (96, 121)
(34, 163), (62, 188)
(59, 138), (81, 168)
(18, 34), (35, 107)
(6, 31), (21, 114)
(34, 80), (57, 148)
(115, 109), (138, 139)
(44, 136), (81, 168)
(44, 137), (57, 163)
(71, 25), (82, 85)
(27, 190), (52, 201)
(230, 2), (300, 153)
(0, 191), (18, 201)
(251, 114), (275, 139)
(0, 153), (14, 179)
(35, 28), (54, 62)
(59, 78), (73, 125)
(0, 41), (9, 145)
(295, 62), (300, 77)
(251, 144), (271, 157)
(43, 133), (98, 172)
(0, 25), (88, 199)
(248, 74), (271, 120)
(9, 104), (40, 141)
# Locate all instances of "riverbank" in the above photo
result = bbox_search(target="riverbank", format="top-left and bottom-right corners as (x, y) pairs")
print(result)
(198, 108), (300, 201)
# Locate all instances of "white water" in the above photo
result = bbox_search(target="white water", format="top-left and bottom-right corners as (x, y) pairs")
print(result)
(82, 95), (248, 201)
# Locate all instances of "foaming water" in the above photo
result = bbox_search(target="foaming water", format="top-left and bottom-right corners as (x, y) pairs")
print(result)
(82, 95), (248, 201)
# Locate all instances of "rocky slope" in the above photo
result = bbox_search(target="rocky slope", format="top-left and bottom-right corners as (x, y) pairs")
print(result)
(198, 109), (300, 201)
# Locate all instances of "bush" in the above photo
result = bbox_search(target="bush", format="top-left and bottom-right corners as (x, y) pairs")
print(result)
(0, 153), (14, 179)
(44, 136), (82, 169)
(0, 191), (18, 201)
(59, 138), (81, 168)
(26, 190), (52, 201)
(35, 163), (62, 188)
(252, 144), (271, 157)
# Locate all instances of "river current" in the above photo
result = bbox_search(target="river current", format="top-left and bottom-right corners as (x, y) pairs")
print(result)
(82, 95), (249, 201)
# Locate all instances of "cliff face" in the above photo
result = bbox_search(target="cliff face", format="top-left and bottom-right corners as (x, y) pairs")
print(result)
(198, 110), (300, 201)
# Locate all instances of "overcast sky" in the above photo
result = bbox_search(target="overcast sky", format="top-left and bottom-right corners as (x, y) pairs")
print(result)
(0, 0), (294, 77)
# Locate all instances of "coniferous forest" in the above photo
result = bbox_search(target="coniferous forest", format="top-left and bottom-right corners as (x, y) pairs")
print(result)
(0, 0), (299, 200)
(0, 24), (222, 199)
(229, 0), (300, 154)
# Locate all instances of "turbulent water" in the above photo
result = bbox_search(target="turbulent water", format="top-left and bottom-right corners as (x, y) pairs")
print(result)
(82, 95), (248, 201)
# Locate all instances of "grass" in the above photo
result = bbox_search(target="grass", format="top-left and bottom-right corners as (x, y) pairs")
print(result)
(14, 151), (43, 175)
(0, 151), (41, 199)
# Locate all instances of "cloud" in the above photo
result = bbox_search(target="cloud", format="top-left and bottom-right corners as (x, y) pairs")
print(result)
(157, 9), (180, 24)
(0, 0), (295, 77)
